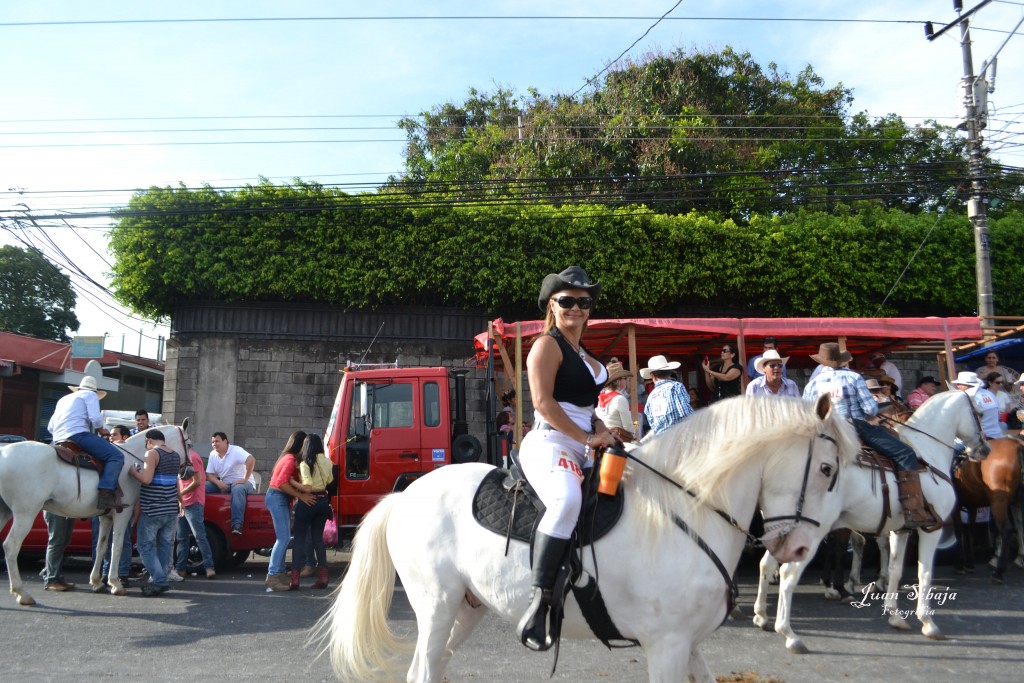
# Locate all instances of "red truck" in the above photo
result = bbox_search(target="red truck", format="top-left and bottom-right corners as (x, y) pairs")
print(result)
(323, 364), (482, 539)
(5, 493), (276, 572)
(6, 364), (487, 565)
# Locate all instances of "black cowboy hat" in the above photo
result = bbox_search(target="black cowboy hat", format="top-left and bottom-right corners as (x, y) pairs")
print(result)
(537, 266), (601, 311)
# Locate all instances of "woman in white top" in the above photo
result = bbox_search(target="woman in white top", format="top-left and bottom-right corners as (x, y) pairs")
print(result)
(595, 361), (636, 442)
(981, 371), (1012, 434)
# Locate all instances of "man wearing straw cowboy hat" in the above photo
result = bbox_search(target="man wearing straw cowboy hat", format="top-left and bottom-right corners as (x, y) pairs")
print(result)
(803, 342), (936, 529)
(48, 376), (124, 511)
(745, 349), (799, 397)
(641, 354), (693, 435)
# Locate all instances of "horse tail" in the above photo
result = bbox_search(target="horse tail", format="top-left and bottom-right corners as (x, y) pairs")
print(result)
(312, 494), (408, 681)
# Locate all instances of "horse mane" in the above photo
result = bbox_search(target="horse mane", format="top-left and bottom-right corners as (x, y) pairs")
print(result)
(626, 395), (858, 542)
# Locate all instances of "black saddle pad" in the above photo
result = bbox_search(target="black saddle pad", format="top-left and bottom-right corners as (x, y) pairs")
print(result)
(471, 465), (625, 547)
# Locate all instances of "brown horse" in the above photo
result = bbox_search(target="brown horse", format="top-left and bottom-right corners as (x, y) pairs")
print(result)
(953, 437), (1022, 583)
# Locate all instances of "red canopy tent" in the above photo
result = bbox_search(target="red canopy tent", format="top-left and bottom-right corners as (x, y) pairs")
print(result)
(474, 316), (983, 447)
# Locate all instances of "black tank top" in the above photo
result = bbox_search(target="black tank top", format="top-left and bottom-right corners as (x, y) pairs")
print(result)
(548, 329), (601, 407)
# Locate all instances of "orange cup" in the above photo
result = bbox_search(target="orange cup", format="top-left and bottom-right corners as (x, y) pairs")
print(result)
(598, 450), (627, 496)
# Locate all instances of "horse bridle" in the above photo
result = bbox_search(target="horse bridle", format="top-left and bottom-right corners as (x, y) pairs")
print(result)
(760, 432), (840, 536)
(618, 431), (841, 618)
(881, 391), (987, 455)
(112, 424), (192, 465)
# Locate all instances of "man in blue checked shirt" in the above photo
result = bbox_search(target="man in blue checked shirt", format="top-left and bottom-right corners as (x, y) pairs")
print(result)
(641, 355), (694, 435)
(802, 343), (935, 529)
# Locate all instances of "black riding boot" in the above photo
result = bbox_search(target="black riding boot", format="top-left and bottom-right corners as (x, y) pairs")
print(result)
(517, 532), (570, 651)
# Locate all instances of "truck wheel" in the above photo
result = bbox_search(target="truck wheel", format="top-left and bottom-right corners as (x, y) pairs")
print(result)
(451, 434), (482, 464)
(205, 526), (230, 570)
(227, 550), (250, 568)
(179, 523), (228, 574)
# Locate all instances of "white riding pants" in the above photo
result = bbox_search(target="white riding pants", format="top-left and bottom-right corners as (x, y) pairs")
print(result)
(519, 429), (590, 539)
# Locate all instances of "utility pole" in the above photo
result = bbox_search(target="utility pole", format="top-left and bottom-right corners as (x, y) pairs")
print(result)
(925, 0), (994, 330)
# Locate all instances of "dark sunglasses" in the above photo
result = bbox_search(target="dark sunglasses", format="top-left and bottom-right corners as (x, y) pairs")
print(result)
(553, 295), (594, 310)
(765, 362), (783, 369)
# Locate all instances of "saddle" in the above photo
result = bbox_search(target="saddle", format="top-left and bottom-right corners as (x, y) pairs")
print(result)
(52, 441), (125, 511)
(855, 447), (946, 535)
(471, 461), (625, 547)
(471, 452), (637, 652)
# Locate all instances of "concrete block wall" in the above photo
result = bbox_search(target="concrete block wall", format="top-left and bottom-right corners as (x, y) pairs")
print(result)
(165, 336), (491, 478)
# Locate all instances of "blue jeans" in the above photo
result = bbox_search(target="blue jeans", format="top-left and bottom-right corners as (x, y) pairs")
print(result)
(853, 419), (918, 471)
(69, 431), (124, 491)
(137, 512), (176, 589)
(292, 495), (330, 570)
(206, 480), (256, 528)
(90, 515), (132, 577)
(265, 488), (292, 576)
(176, 503), (215, 571)
(43, 512), (74, 585)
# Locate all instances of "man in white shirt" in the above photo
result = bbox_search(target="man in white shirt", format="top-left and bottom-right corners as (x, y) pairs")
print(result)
(205, 432), (256, 534)
(47, 376), (123, 510)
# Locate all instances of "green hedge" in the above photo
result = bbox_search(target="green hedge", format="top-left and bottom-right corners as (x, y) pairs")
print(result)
(109, 182), (1023, 319)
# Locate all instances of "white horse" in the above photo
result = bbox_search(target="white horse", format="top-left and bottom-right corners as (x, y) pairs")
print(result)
(752, 390), (989, 653)
(0, 420), (191, 605)
(315, 396), (859, 683)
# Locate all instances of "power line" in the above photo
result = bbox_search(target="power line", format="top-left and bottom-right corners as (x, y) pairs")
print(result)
(0, 15), (933, 29)
(572, 0), (684, 97)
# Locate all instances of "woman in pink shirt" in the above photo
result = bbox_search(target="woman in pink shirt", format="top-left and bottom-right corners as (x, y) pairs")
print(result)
(264, 431), (314, 592)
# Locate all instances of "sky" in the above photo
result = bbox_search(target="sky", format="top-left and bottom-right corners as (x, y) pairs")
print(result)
(1, 1), (1021, 360)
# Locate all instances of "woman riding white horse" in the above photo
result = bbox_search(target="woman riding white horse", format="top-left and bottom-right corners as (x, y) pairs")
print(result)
(516, 265), (617, 651)
(317, 395), (858, 683)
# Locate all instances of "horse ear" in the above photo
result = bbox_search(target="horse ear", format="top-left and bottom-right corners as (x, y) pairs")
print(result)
(814, 394), (832, 421)
(182, 417), (190, 434)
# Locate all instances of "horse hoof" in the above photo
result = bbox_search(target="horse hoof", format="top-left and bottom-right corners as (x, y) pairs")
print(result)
(823, 587), (841, 601)
(91, 583), (106, 593)
(786, 640), (809, 655)
(989, 557), (998, 569)
(17, 595), (36, 606)
(752, 616), (769, 631)
(924, 628), (946, 641)
(889, 616), (911, 631)
(1015, 557), (1024, 569)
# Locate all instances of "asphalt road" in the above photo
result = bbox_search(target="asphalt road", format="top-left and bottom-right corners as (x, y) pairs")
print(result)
(2, 550), (1023, 682)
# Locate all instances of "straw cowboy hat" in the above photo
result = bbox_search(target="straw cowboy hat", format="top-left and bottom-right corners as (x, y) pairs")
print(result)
(949, 371), (981, 390)
(810, 342), (852, 368)
(640, 355), (681, 380)
(864, 378), (884, 391)
(754, 349), (790, 375)
(604, 361), (633, 386)
(69, 375), (106, 399)
(537, 266), (601, 311)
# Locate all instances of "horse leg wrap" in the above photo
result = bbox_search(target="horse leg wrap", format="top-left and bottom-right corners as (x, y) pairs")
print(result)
(897, 470), (937, 529)
(518, 533), (570, 651)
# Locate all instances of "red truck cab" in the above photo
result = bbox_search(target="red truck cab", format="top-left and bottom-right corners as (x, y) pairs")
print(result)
(7, 493), (277, 572)
(325, 365), (481, 537)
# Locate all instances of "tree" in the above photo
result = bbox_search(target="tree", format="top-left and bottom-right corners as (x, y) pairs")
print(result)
(393, 47), (967, 220)
(0, 245), (79, 342)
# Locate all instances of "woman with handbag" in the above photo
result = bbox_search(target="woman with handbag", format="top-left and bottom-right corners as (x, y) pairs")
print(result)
(290, 433), (335, 589)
